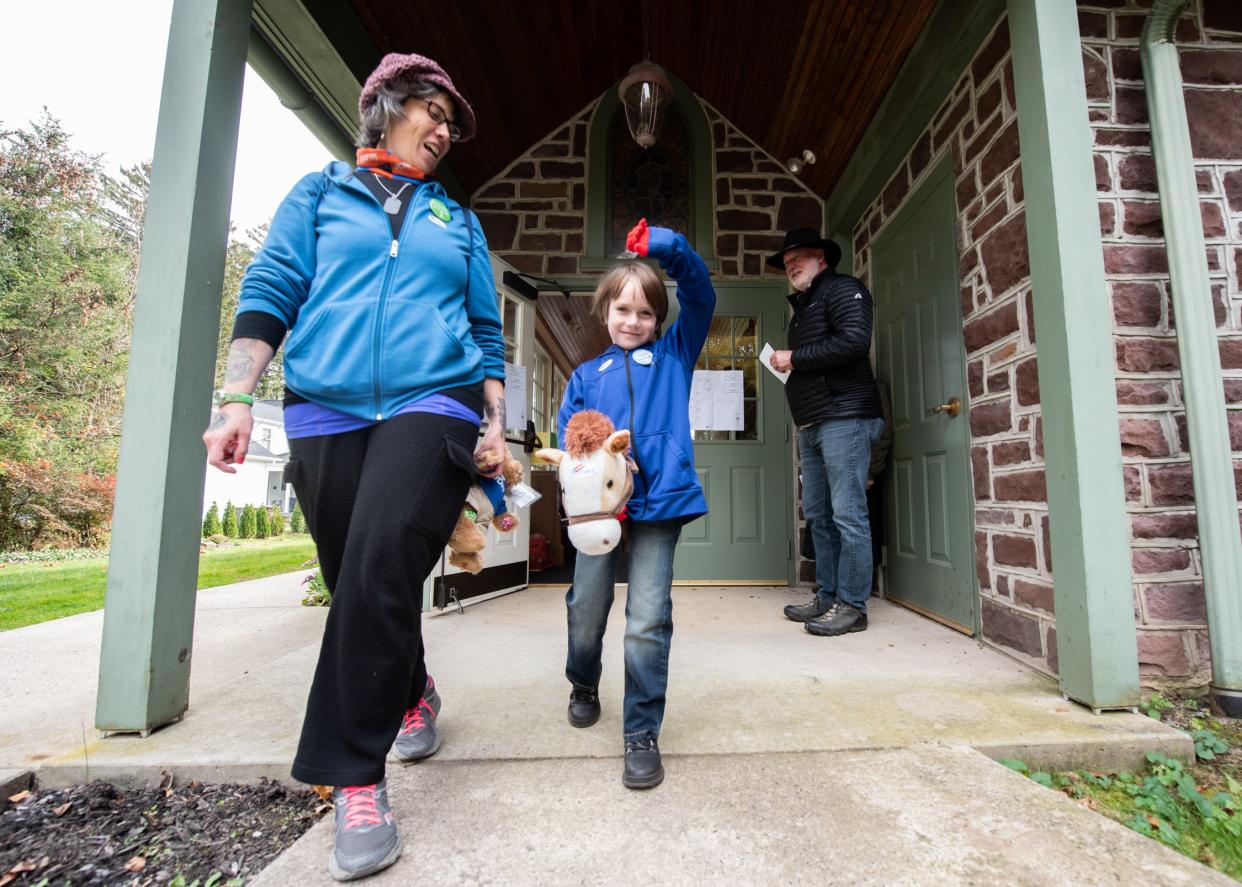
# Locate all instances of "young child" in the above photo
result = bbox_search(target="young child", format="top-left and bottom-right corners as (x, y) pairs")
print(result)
(556, 219), (715, 789)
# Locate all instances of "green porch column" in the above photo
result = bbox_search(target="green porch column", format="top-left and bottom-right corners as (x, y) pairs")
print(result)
(96, 0), (252, 733)
(1142, 1), (1242, 717)
(1006, 0), (1140, 710)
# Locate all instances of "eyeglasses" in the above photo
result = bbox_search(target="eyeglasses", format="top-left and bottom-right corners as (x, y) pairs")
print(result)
(420, 99), (462, 143)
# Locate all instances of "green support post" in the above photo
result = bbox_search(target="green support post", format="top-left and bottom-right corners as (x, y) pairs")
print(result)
(96, 0), (253, 733)
(1143, 2), (1242, 717)
(1007, 0), (1140, 710)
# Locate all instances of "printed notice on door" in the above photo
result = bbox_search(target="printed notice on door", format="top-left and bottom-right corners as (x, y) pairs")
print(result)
(689, 370), (744, 431)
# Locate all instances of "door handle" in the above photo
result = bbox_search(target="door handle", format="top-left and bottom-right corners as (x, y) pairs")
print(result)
(932, 397), (961, 418)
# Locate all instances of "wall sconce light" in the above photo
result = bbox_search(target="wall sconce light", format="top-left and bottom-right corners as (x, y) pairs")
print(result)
(618, 61), (673, 149)
(785, 149), (817, 176)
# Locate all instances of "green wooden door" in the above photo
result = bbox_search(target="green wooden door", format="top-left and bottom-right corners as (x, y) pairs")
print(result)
(872, 162), (976, 632)
(669, 283), (792, 583)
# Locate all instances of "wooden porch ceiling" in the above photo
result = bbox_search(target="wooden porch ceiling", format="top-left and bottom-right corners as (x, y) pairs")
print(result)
(345, 0), (939, 199)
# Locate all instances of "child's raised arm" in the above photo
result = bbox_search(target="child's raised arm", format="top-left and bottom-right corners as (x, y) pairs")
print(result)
(626, 219), (716, 366)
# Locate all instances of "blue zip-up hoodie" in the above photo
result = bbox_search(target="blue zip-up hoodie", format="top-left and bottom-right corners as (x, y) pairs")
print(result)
(557, 228), (716, 522)
(237, 161), (505, 421)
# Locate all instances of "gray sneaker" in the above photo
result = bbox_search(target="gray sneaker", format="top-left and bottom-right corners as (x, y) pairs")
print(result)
(393, 676), (442, 762)
(328, 780), (402, 881)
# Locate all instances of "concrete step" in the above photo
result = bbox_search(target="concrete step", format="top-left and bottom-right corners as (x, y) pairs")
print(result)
(252, 745), (1229, 886)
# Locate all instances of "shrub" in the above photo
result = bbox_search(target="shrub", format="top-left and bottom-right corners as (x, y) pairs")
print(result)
(0, 461), (115, 550)
(239, 504), (256, 539)
(202, 502), (221, 538)
(255, 504), (269, 538)
(301, 568), (330, 606)
(268, 506), (284, 536)
(222, 500), (237, 537)
(291, 503), (306, 533)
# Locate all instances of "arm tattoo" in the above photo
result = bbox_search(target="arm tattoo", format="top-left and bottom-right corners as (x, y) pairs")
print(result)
(485, 396), (506, 429)
(224, 340), (255, 384)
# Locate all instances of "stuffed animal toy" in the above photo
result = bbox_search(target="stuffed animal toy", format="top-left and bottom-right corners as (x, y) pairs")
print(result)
(535, 410), (635, 556)
(446, 446), (526, 574)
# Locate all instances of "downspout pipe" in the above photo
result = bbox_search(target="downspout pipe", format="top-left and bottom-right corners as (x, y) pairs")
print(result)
(1142, 2), (1242, 715)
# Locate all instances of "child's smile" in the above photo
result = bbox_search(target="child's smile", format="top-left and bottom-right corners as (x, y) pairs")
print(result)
(607, 279), (658, 350)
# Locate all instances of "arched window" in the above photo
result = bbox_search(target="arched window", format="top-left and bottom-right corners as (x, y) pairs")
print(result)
(584, 72), (715, 271)
(606, 104), (691, 256)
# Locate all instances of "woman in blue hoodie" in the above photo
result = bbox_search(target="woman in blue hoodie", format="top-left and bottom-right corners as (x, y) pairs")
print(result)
(557, 219), (715, 790)
(202, 53), (503, 881)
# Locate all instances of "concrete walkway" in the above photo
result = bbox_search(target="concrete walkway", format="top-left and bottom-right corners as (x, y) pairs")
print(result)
(0, 575), (1223, 884)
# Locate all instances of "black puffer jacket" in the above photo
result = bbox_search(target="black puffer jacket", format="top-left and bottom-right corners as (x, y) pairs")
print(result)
(785, 268), (882, 426)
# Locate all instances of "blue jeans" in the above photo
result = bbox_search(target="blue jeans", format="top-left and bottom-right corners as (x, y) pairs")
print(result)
(565, 519), (681, 740)
(799, 417), (886, 614)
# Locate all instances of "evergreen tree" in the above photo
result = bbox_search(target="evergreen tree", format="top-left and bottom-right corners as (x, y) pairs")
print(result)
(239, 504), (257, 539)
(222, 500), (237, 537)
(291, 503), (306, 533)
(255, 504), (269, 538)
(202, 502), (221, 537)
(268, 506), (284, 536)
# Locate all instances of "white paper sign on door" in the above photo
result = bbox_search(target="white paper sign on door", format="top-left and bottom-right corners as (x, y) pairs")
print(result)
(689, 370), (744, 431)
(504, 361), (529, 431)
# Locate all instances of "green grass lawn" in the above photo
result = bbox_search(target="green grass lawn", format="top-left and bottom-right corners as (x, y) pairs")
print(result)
(0, 535), (318, 631)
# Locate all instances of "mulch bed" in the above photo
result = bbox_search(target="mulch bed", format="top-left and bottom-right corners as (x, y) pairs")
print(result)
(0, 777), (327, 886)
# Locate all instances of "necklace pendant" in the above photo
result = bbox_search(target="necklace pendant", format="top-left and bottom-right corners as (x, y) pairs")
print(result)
(383, 196), (402, 214)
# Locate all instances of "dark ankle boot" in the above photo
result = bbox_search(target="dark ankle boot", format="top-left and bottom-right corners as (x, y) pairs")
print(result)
(568, 683), (600, 728)
(623, 735), (663, 789)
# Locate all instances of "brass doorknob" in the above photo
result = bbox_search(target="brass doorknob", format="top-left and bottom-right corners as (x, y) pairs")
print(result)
(932, 397), (961, 418)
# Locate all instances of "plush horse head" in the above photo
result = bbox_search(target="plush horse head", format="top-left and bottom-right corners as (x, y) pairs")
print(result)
(535, 410), (635, 555)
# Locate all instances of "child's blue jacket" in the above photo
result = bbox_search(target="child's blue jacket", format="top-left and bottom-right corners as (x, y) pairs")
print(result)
(557, 228), (716, 522)
(237, 161), (505, 420)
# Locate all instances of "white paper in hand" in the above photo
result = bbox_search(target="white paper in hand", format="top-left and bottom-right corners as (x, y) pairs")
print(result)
(760, 343), (791, 384)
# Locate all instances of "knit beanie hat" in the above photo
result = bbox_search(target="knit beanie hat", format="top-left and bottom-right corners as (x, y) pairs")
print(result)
(358, 53), (477, 142)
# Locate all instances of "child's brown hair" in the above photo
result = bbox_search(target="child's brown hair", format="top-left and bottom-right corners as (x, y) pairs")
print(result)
(589, 261), (668, 330)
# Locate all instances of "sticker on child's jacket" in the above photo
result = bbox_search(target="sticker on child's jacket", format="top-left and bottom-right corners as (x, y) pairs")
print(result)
(633, 349), (653, 365)
(427, 214), (447, 229)
(598, 358), (614, 372)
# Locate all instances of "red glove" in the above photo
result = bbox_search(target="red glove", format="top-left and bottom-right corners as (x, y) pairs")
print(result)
(625, 219), (650, 257)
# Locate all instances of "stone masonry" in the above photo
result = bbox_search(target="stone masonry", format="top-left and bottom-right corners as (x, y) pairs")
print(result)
(848, 1), (1242, 687)
(470, 99), (820, 278)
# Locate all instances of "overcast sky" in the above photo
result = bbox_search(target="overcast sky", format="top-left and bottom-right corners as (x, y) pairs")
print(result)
(1, 0), (333, 233)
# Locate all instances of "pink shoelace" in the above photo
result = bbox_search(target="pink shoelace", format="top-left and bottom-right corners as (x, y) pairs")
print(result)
(400, 696), (435, 734)
(339, 785), (382, 830)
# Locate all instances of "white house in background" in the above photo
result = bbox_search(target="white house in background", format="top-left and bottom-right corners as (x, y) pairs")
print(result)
(201, 400), (294, 517)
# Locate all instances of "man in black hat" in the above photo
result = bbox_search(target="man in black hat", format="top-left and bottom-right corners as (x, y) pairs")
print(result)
(768, 228), (884, 636)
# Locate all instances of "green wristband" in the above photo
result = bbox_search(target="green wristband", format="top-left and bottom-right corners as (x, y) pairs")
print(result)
(214, 390), (255, 408)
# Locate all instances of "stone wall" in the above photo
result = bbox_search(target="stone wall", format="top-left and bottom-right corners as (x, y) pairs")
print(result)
(1083, 0), (1242, 685)
(470, 99), (821, 279)
(848, 0), (1242, 686)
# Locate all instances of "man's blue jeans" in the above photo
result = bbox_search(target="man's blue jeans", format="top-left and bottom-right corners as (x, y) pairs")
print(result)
(799, 417), (886, 614)
(565, 518), (681, 740)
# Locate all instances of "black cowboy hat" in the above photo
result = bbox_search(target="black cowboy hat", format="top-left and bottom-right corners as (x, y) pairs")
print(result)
(765, 228), (843, 271)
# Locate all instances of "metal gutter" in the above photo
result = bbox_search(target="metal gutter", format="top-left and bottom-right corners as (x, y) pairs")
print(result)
(1142, 1), (1242, 715)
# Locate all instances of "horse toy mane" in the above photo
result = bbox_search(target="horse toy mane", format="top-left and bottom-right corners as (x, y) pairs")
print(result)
(564, 410), (615, 458)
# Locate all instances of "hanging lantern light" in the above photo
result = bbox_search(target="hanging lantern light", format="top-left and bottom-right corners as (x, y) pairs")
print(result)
(618, 61), (673, 149)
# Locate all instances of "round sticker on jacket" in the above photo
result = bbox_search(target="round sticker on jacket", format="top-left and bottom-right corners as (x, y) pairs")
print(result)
(633, 349), (654, 365)
(429, 199), (451, 222)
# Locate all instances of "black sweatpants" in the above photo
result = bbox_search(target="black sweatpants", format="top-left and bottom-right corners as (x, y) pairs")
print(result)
(286, 412), (477, 786)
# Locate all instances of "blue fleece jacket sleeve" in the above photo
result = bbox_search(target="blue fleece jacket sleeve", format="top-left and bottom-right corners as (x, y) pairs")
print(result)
(465, 210), (506, 381)
(557, 370), (585, 444)
(236, 172), (324, 329)
(645, 228), (716, 371)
